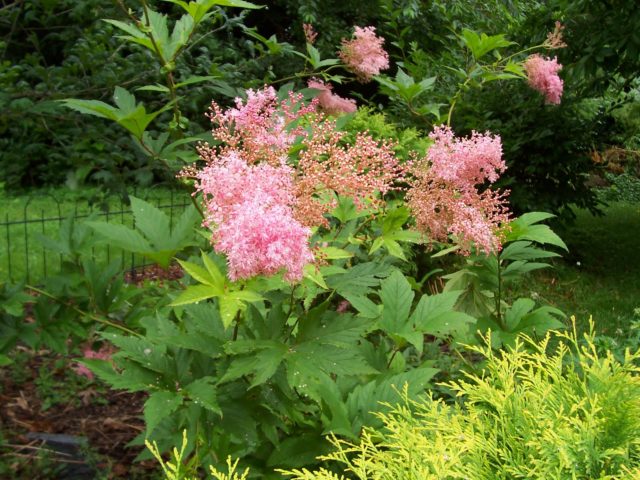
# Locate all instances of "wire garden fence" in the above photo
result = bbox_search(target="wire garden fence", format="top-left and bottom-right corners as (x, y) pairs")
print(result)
(1, 189), (192, 284)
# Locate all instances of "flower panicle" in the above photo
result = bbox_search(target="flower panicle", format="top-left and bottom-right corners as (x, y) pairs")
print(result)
(523, 54), (564, 105)
(338, 26), (390, 83)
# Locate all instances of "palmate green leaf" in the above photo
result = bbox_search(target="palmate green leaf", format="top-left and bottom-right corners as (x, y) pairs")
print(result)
(504, 298), (536, 331)
(460, 29), (514, 60)
(220, 341), (287, 387)
(59, 99), (118, 120)
(331, 195), (370, 223)
(164, 0), (261, 24)
(326, 262), (393, 297)
(219, 295), (242, 329)
(341, 293), (380, 319)
(103, 19), (146, 39)
(379, 270), (414, 334)
(130, 196), (170, 248)
(170, 284), (221, 306)
(87, 221), (152, 252)
(184, 377), (221, 414)
(410, 290), (474, 337)
(165, 14), (194, 60)
(501, 261), (551, 280)
(177, 259), (216, 287)
(144, 390), (183, 435)
(506, 212), (568, 250)
(82, 358), (158, 392)
(267, 432), (329, 468)
(346, 366), (438, 432)
(303, 264), (329, 289)
(113, 86), (137, 114)
(169, 203), (200, 245)
(296, 312), (371, 347)
(500, 241), (560, 261)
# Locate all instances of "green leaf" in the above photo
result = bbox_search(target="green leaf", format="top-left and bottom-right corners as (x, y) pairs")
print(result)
(319, 246), (353, 260)
(500, 241), (560, 261)
(170, 284), (220, 306)
(165, 14), (194, 59)
(221, 342), (287, 387)
(341, 294), (380, 319)
(504, 298), (536, 331)
(303, 264), (328, 289)
(87, 221), (152, 253)
(136, 84), (171, 93)
(410, 291), (474, 336)
(267, 432), (328, 468)
(175, 75), (219, 88)
(59, 99), (118, 120)
(202, 251), (226, 289)
(219, 296), (242, 329)
(178, 259), (216, 286)
(184, 377), (221, 414)
(379, 270), (414, 334)
(460, 29), (514, 60)
(103, 19), (146, 39)
(130, 196), (170, 249)
(144, 391), (183, 435)
(113, 87), (137, 114)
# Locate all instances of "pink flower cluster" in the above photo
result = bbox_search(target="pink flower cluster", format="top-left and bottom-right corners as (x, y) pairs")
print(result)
(185, 86), (403, 281)
(523, 54), (564, 105)
(407, 126), (510, 255)
(308, 79), (357, 115)
(194, 151), (313, 282)
(339, 26), (389, 83)
(295, 121), (403, 228)
(427, 125), (505, 190)
(205, 86), (317, 165)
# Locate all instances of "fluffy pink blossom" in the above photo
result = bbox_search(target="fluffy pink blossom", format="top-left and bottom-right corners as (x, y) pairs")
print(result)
(308, 79), (357, 115)
(427, 125), (505, 190)
(339, 26), (389, 83)
(185, 86), (404, 278)
(194, 151), (313, 282)
(215, 198), (314, 282)
(407, 126), (510, 255)
(73, 344), (115, 380)
(205, 86), (317, 165)
(523, 54), (564, 105)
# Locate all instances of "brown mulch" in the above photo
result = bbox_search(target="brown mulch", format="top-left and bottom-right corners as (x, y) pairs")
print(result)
(0, 350), (156, 478)
(1, 264), (186, 478)
(123, 263), (183, 287)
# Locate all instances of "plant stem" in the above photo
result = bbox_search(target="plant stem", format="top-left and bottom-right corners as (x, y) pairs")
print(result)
(495, 253), (504, 329)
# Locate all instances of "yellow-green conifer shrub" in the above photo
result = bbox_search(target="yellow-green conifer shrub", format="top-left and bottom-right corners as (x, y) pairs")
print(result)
(280, 320), (640, 480)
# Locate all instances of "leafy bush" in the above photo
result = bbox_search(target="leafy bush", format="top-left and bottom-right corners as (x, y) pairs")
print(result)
(281, 323), (640, 479)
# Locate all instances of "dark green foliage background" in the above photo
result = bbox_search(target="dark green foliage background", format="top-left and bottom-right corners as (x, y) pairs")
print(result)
(1, 0), (639, 215)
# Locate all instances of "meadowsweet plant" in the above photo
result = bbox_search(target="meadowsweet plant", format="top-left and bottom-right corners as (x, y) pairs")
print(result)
(407, 125), (510, 255)
(69, 12), (571, 476)
(83, 82), (560, 474)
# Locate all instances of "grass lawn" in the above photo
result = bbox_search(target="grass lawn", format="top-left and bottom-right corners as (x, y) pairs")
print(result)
(515, 202), (640, 336)
(1, 186), (192, 284)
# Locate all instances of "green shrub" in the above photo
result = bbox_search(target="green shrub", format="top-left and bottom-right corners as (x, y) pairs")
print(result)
(281, 322), (640, 479)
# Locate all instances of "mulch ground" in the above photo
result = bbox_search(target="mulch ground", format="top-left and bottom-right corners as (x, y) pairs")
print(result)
(0, 350), (154, 479)
(1, 264), (184, 479)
